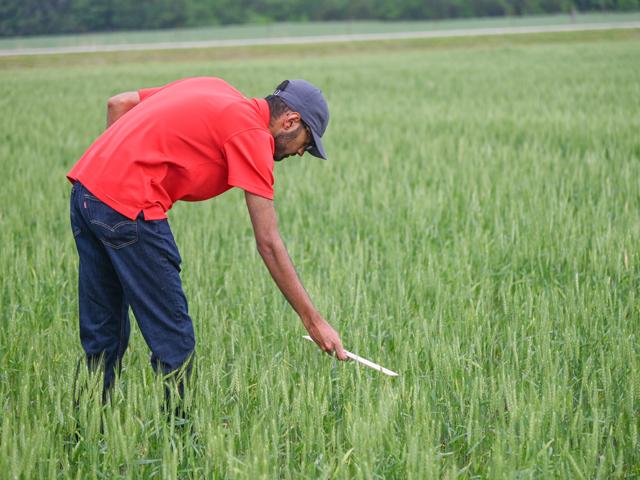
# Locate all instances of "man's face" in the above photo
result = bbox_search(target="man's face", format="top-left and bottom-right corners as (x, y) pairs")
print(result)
(272, 113), (313, 162)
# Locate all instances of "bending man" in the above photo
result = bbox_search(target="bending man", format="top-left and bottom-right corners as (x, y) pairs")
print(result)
(67, 77), (347, 398)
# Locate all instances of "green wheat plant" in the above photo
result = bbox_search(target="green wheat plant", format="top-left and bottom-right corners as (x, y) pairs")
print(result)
(0, 29), (638, 478)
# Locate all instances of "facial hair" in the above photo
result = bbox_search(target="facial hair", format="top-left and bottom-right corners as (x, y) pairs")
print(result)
(273, 125), (304, 162)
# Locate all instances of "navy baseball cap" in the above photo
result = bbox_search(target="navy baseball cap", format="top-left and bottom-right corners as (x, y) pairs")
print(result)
(272, 79), (330, 160)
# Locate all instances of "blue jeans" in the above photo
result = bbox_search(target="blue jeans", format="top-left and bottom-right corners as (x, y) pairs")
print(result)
(69, 182), (195, 394)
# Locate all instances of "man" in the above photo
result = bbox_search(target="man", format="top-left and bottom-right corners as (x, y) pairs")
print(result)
(67, 77), (347, 399)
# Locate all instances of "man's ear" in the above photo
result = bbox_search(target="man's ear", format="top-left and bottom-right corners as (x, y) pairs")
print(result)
(283, 111), (301, 131)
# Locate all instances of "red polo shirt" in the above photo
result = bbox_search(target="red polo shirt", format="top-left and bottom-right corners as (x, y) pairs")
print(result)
(67, 77), (275, 220)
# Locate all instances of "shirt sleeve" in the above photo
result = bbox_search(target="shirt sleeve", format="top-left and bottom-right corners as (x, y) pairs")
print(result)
(138, 78), (192, 102)
(224, 129), (275, 200)
(138, 87), (162, 102)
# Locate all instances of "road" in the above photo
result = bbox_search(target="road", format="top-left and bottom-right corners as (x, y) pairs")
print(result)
(1, 21), (638, 57)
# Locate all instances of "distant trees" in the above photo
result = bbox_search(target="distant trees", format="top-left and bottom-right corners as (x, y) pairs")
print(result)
(0, 0), (638, 37)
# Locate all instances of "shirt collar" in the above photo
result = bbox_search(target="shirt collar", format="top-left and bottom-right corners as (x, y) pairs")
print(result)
(255, 98), (271, 129)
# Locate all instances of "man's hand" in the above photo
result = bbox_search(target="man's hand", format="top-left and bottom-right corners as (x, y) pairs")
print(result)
(107, 91), (140, 128)
(304, 315), (348, 360)
(244, 191), (348, 361)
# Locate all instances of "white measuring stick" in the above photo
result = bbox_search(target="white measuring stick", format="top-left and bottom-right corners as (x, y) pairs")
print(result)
(303, 336), (399, 377)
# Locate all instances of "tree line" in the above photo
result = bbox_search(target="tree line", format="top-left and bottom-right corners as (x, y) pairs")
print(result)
(1, 0), (638, 37)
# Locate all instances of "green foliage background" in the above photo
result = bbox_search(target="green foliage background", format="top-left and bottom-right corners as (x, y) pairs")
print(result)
(0, 30), (639, 478)
(1, 0), (639, 37)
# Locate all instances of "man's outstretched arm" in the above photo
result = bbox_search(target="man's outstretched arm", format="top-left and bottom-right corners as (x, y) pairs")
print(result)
(245, 191), (347, 360)
(107, 91), (140, 128)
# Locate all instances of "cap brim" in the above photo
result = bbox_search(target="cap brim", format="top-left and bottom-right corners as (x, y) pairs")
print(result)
(308, 128), (327, 160)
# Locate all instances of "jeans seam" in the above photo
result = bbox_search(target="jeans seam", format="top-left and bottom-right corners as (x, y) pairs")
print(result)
(71, 190), (81, 237)
(158, 243), (191, 352)
(101, 238), (138, 250)
(90, 219), (137, 230)
(117, 300), (129, 363)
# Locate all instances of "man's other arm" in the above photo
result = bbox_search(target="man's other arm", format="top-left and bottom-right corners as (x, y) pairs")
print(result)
(245, 191), (347, 360)
(106, 91), (140, 128)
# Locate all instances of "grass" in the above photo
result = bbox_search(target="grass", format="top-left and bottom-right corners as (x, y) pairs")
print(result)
(0, 29), (639, 478)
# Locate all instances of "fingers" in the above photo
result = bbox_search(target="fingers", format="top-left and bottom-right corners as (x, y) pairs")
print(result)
(330, 336), (347, 361)
(320, 343), (334, 355)
(323, 340), (348, 362)
(335, 345), (348, 361)
(308, 323), (348, 361)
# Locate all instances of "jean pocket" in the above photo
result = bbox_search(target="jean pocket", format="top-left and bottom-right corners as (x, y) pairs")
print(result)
(85, 195), (138, 249)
